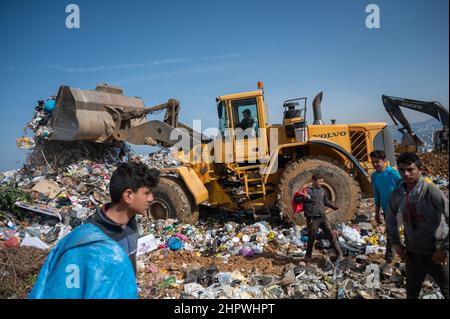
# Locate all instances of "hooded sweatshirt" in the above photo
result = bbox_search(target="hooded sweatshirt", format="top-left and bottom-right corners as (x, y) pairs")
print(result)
(386, 176), (449, 255)
(302, 186), (338, 218)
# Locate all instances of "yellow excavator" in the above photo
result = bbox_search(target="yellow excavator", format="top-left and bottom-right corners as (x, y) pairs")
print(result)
(45, 82), (395, 225)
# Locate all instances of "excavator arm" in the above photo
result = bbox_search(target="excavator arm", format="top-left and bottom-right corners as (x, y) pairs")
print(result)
(382, 95), (449, 149)
(113, 99), (212, 147)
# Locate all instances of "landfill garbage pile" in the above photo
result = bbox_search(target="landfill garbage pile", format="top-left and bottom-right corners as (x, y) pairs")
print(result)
(1, 150), (446, 299)
(420, 151), (449, 189)
(0, 146), (182, 299)
(1, 93), (182, 256)
(1, 143), (447, 300)
(1, 185), (445, 300)
(21, 140), (181, 175)
(23, 140), (127, 173)
(133, 208), (444, 299)
(1, 98), (447, 299)
(0, 149), (181, 247)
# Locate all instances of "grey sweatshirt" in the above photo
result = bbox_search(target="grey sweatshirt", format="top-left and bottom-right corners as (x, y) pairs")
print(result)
(386, 176), (449, 255)
(302, 186), (338, 218)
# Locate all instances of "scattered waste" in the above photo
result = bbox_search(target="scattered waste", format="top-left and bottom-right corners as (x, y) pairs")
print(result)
(31, 179), (61, 199)
(15, 201), (61, 220)
(2, 110), (447, 300)
(167, 236), (183, 251)
(137, 234), (158, 256)
(16, 137), (36, 150)
(20, 233), (50, 250)
(239, 247), (255, 257)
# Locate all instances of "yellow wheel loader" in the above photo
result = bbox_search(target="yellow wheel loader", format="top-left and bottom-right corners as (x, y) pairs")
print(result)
(46, 82), (396, 226)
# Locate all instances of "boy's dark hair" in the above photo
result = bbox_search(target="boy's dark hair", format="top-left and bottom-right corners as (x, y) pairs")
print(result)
(109, 162), (160, 204)
(312, 171), (324, 181)
(397, 152), (422, 168)
(369, 150), (387, 160)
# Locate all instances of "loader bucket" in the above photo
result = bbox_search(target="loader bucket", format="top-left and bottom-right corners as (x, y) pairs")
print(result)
(48, 84), (146, 142)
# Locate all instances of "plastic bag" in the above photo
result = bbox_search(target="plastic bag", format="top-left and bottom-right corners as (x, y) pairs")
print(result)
(29, 224), (137, 299)
(292, 186), (308, 214)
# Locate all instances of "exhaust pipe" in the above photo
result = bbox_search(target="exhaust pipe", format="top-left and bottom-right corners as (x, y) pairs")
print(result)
(312, 92), (324, 125)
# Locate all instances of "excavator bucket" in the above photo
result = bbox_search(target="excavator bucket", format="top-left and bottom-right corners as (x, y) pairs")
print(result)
(400, 131), (424, 147)
(48, 84), (147, 142)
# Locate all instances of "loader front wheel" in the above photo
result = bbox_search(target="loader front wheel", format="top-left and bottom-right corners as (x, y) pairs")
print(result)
(277, 156), (361, 226)
(148, 177), (199, 224)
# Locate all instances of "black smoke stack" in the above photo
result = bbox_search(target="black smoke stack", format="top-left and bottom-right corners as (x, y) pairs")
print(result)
(312, 92), (324, 125)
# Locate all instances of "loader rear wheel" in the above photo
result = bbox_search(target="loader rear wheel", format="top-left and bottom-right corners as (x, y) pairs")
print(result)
(277, 155), (361, 226)
(148, 177), (199, 225)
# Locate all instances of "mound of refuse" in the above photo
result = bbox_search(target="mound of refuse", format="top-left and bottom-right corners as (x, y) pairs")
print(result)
(420, 151), (449, 179)
(132, 210), (444, 299)
(0, 98), (447, 299)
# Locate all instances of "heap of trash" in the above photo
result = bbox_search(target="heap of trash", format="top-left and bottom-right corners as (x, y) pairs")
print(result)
(420, 151), (449, 179)
(0, 146), (180, 251)
(1, 139), (448, 299)
(420, 151), (449, 190)
(1, 160), (445, 300)
(1, 97), (447, 299)
(132, 209), (444, 299)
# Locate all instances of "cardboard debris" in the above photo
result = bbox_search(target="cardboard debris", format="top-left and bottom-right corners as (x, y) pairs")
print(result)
(31, 179), (61, 199)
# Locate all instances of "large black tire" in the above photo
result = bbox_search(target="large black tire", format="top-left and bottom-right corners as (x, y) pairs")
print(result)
(148, 177), (199, 224)
(277, 155), (361, 226)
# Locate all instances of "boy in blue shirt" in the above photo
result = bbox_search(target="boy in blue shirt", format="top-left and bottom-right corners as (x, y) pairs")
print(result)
(370, 150), (401, 274)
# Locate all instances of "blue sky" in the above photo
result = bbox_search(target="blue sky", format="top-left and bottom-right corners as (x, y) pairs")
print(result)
(0, 0), (448, 171)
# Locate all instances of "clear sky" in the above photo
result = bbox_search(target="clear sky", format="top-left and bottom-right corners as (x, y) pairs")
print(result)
(0, 0), (448, 171)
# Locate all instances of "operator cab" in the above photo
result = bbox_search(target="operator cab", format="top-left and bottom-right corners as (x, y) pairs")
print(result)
(216, 83), (266, 140)
(215, 82), (269, 163)
(217, 97), (260, 139)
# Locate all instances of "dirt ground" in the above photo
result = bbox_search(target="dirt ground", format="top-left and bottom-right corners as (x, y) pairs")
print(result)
(0, 247), (48, 299)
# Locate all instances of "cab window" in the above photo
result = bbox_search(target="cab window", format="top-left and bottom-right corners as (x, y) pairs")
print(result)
(231, 98), (259, 138)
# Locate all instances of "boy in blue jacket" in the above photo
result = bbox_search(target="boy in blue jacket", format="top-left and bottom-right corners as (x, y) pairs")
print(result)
(29, 162), (160, 299)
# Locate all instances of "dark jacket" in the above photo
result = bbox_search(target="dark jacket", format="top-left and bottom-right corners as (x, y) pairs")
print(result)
(302, 186), (338, 218)
(236, 116), (255, 131)
(88, 204), (138, 273)
(386, 176), (449, 255)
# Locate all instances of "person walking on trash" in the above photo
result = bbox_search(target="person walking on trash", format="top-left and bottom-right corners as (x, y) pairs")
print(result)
(293, 171), (344, 262)
(369, 150), (401, 276)
(29, 162), (160, 299)
(386, 152), (449, 299)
